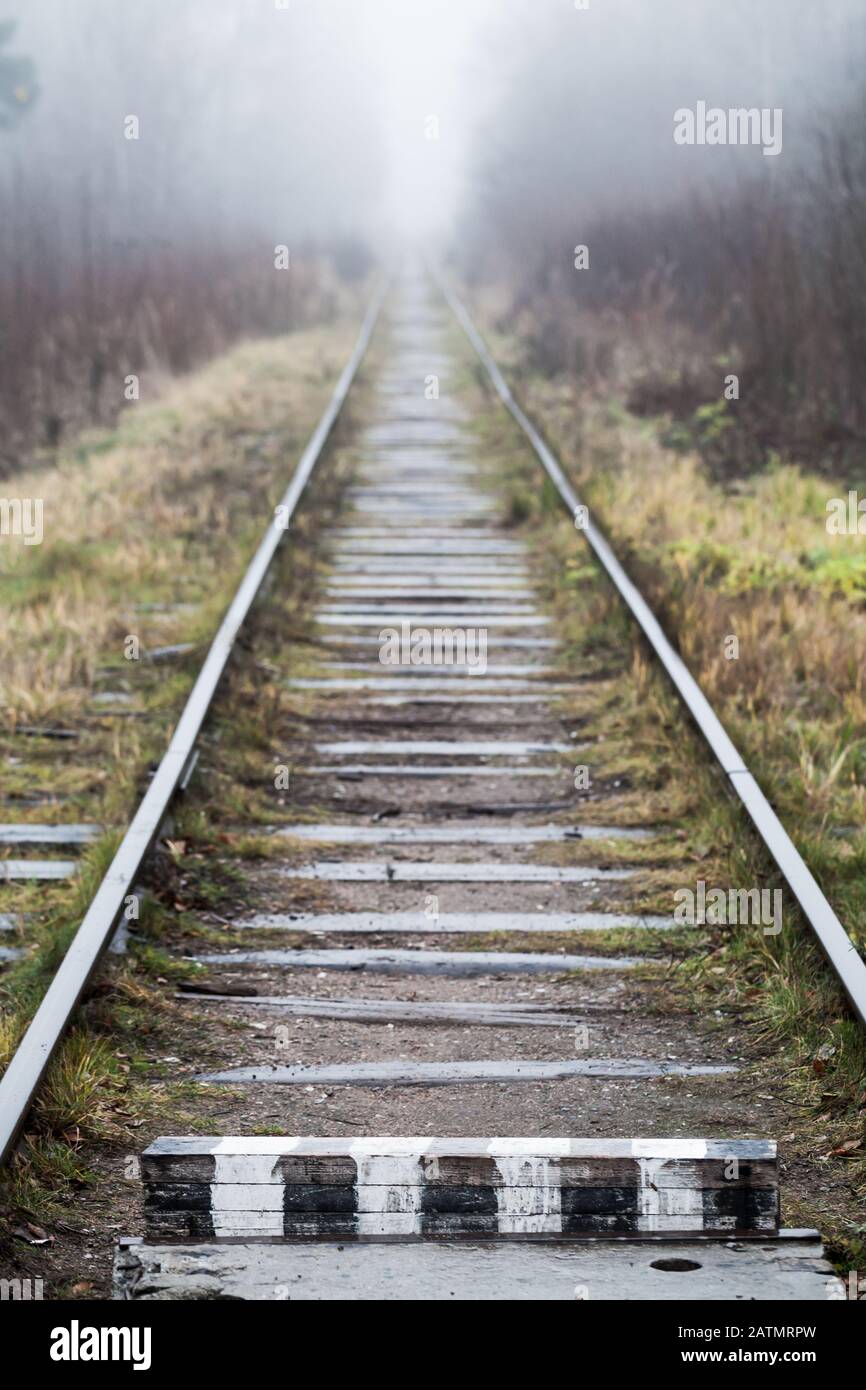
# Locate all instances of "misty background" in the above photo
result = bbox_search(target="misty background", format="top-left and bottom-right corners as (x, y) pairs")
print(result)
(2, 0), (865, 474)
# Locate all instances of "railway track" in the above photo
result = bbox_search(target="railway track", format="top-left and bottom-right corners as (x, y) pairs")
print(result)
(0, 266), (855, 1301)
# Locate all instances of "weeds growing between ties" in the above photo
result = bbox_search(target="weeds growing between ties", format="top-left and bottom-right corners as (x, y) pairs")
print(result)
(379, 621), (488, 673)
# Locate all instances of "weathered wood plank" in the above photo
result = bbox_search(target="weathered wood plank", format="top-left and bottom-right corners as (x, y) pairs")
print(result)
(192, 948), (642, 975)
(320, 636), (552, 647)
(318, 601), (535, 615)
(316, 613), (549, 626)
(308, 764), (565, 776)
(194, 1058), (735, 1085)
(0, 824), (100, 847)
(141, 1137), (776, 1240)
(288, 677), (569, 691)
(282, 861), (634, 882)
(225, 910), (674, 933)
(176, 993), (581, 1028)
(274, 823), (652, 845)
(310, 740), (570, 756)
(0, 860), (78, 881)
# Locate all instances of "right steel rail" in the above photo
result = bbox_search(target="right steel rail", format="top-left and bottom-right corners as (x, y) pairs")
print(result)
(438, 270), (866, 1028)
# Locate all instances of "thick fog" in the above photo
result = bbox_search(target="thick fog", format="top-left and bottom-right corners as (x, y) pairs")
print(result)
(2, 0), (385, 252)
(3, 1), (864, 258)
(459, 0), (866, 257)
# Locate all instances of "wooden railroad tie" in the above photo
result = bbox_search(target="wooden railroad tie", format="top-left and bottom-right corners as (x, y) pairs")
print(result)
(141, 1137), (779, 1241)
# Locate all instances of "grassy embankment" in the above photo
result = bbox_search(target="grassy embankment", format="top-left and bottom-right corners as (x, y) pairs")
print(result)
(0, 276), (366, 1231)
(466, 283), (866, 1267)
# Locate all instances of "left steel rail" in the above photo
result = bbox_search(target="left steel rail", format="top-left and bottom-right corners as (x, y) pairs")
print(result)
(0, 277), (388, 1164)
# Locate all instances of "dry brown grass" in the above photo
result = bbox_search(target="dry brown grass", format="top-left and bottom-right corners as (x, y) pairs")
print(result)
(0, 309), (363, 725)
(456, 292), (866, 1263)
(0, 297), (365, 1215)
(472, 302), (866, 878)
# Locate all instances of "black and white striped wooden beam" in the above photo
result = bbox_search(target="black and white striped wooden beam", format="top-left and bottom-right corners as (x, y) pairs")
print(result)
(141, 1137), (778, 1241)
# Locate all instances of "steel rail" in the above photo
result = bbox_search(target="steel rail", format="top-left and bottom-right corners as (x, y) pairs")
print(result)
(437, 270), (866, 1028)
(0, 277), (388, 1164)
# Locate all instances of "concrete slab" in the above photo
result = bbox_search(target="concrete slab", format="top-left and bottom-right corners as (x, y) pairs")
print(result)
(114, 1234), (840, 1301)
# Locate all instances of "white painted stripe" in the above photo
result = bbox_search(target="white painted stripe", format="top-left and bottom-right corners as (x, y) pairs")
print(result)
(636, 1155), (705, 1233)
(211, 1153), (283, 1237)
(348, 1138), (435, 1157)
(351, 1144), (428, 1237)
(493, 1154), (563, 1235)
(211, 1137), (303, 1155)
(211, 1152), (284, 1180)
(487, 1139), (573, 1157)
(209, 1210), (283, 1237)
(632, 1139), (708, 1159)
(213, 1184), (284, 1211)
